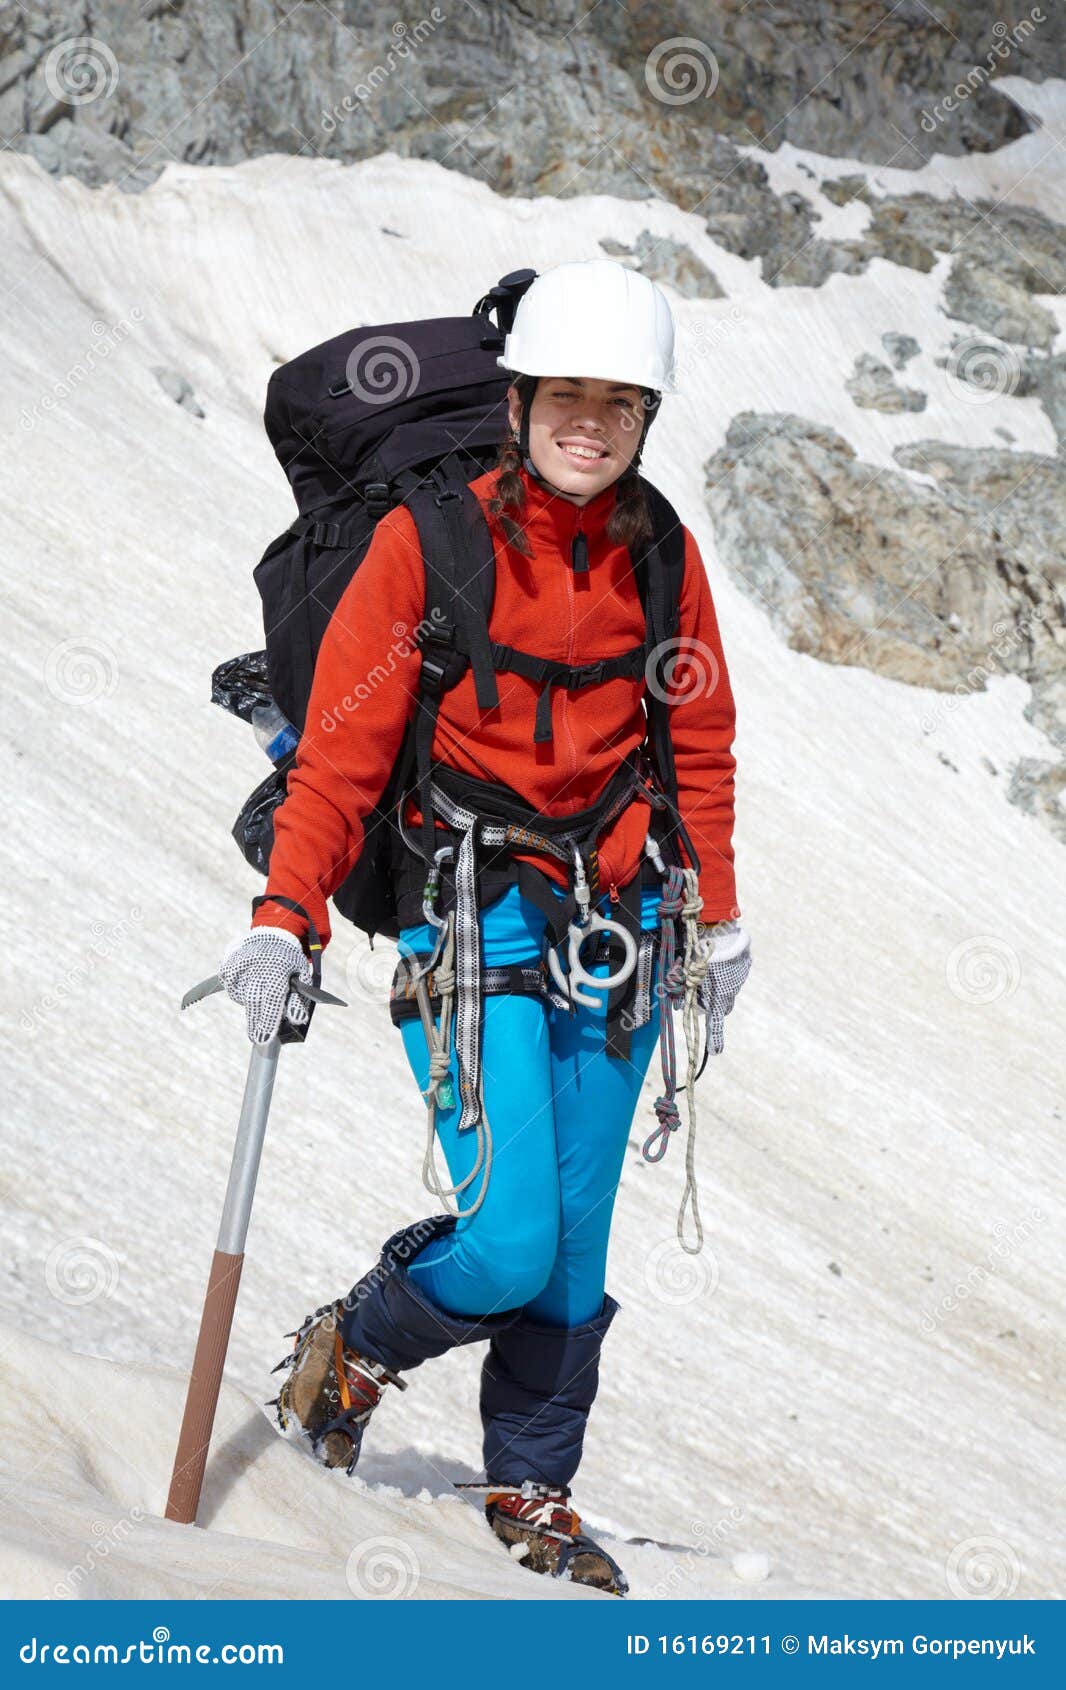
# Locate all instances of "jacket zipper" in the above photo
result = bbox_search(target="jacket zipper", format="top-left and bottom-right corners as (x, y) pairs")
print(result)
(557, 507), (591, 784)
(561, 514), (579, 783)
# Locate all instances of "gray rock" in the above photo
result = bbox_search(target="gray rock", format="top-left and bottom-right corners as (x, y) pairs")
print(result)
(1008, 758), (1066, 842)
(821, 175), (874, 207)
(854, 195), (1066, 352)
(882, 332), (920, 370)
(705, 414), (1066, 840)
(846, 353), (926, 413)
(152, 366), (205, 419)
(1018, 354), (1066, 454)
(598, 230), (725, 298)
(944, 257), (1058, 350)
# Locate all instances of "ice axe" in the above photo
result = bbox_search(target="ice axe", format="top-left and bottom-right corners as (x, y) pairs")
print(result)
(165, 901), (345, 1525)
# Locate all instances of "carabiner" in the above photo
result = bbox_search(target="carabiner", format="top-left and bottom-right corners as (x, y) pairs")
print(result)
(644, 833), (667, 876)
(414, 845), (454, 980)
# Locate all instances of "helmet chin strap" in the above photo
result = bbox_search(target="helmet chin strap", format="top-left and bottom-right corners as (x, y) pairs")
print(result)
(516, 403), (573, 496)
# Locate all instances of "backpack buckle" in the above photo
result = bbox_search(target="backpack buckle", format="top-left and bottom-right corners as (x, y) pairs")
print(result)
(419, 655), (448, 696)
(364, 482), (390, 517)
(571, 659), (605, 688)
(418, 624), (457, 697)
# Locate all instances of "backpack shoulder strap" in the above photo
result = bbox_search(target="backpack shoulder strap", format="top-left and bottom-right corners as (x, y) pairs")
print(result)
(404, 471), (499, 861)
(636, 477), (686, 646)
(633, 477), (687, 812)
(405, 470), (499, 708)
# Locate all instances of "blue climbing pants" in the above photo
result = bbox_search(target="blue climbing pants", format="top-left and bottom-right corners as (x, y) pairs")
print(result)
(396, 883), (662, 1329)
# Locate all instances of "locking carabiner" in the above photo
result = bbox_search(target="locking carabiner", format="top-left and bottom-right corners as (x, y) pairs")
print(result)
(414, 844), (455, 980)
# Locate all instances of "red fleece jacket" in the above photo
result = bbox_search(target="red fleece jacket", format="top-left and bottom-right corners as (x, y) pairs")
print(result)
(253, 467), (739, 945)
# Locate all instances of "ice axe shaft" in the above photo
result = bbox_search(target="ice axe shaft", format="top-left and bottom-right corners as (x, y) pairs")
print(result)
(167, 898), (340, 1525)
(165, 1037), (280, 1525)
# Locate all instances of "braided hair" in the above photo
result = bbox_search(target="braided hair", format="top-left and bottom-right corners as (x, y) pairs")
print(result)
(487, 373), (655, 558)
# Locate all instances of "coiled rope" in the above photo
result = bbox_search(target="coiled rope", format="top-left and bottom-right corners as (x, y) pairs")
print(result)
(641, 865), (709, 1253)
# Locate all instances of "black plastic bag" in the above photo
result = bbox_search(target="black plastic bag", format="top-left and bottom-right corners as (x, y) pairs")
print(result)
(211, 650), (273, 724)
(231, 755), (294, 876)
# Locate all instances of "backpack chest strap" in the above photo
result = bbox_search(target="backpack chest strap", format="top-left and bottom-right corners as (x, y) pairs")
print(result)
(485, 641), (647, 742)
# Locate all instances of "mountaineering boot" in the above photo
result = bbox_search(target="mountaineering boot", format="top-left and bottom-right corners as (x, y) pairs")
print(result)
(272, 1215), (522, 1475)
(478, 1294), (626, 1592)
(485, 1480), (629, 1596)
(272, 1300), (405, 1474)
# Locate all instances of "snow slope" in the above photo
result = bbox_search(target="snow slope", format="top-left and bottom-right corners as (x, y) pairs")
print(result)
(1, 82), (1064, 1600)
(0, 1323), (787, 1600)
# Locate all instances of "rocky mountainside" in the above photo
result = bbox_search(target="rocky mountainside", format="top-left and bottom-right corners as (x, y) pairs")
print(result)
(4, 3), (1065, 272)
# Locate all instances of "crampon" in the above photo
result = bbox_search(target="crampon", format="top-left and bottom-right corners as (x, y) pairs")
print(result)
(268, 1300), (406, 1474)
(469, 1479), (629, 1596)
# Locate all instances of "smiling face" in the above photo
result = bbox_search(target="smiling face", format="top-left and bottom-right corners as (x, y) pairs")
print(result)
(508, 375), (648, 503)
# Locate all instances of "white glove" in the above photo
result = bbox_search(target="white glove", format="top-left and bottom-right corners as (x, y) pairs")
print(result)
(218, 927), (313, 1045)
(696, 920), (751, 1056)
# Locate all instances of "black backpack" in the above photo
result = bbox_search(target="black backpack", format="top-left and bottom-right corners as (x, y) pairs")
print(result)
(213, 269), (688, 940)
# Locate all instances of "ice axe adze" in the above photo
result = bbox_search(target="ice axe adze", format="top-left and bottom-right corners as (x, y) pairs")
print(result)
(165, 909), (345, 1525)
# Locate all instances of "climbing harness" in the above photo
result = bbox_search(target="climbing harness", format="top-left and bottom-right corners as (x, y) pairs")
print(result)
(401, 758), (645, 1136)
(393, 776), (713, 1247)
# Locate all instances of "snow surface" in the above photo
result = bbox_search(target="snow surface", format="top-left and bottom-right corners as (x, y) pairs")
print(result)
(1, 78), (1064, 1600)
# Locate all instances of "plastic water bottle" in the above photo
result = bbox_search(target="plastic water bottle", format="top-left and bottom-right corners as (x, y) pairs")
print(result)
(252, 701), (299, 765)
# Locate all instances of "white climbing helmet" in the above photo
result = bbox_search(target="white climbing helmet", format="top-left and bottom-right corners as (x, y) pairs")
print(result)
(498, 258), (678, 395)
